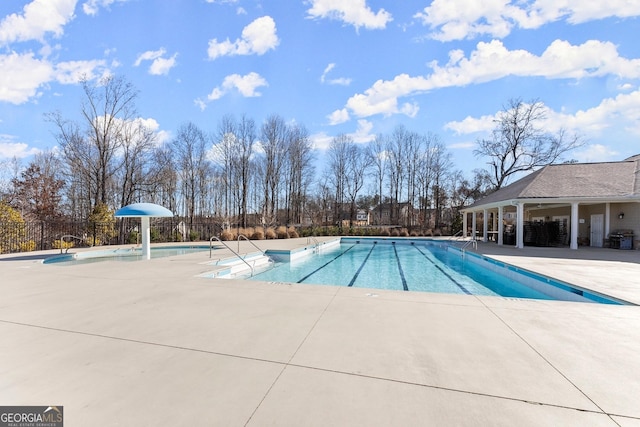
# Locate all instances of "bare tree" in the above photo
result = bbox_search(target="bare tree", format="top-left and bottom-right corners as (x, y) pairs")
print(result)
(49, 74), (140, 215)
(284, 124), (314, 225)
(10, 151), (65, 221)
(386, 125), (410, 225)
(367, 134), (388, 225)
(172, 122), (209, 225)
(327, 134), (351, 225)
(259, 115), (288, 227)
(116, 119), (158, 207)
(236, 115), (256, 228)
(475, 97), (582, 190)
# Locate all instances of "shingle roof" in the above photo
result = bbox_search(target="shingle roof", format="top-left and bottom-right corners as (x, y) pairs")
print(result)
(466, 159), (639, 209)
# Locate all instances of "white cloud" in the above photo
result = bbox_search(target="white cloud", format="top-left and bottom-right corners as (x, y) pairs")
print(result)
(327, 108), (350, 125)
(0, 51), (107, 104)
(445, 114), (497, 134)
(572, 144), (620, 163)
(82, 0), (131, 16)
(310, 119), (376, 150)
(207, 16), (279, 60)
(415, 0), (640, 41)
(618, 83), (635, 91)
(340, 39), (640, 119)
(320, 63), (352, 86)
(0, 0), (77, 46)
(446, 91), (640, 154)
(448, 141), (476, 150)
(54, 59), (108, 83)
(350, 119), (375, 143)
(0, 140), (41, 159)
(134, 48), (177, 75)
(306, 0), (392, 31)
(310, 132), (333, 150)
(199, 72), (268, 108)
(0, 52), (53, 103)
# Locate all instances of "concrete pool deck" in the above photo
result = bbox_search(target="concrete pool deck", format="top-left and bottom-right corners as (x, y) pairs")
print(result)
(1, 237), (639, 426)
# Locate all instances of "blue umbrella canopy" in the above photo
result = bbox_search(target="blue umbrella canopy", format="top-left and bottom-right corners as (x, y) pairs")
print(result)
(115, 203), (173, 218)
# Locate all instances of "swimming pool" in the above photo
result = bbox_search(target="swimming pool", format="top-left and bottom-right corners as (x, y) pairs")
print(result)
(246, 239), (625, 304)
(43, 245), (210, 265)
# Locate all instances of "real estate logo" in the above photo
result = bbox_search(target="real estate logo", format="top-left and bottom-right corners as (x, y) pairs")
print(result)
(0, 406), (63, 427)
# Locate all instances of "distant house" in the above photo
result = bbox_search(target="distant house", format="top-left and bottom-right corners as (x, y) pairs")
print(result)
(461, 155), (640, 250)
(371, 202), (418, 227)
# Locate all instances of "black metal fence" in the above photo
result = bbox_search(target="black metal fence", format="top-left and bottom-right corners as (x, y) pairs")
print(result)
(0, 219), (223, 254)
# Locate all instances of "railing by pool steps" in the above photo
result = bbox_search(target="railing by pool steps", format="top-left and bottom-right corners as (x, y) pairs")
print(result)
(209, 236), (255, 277)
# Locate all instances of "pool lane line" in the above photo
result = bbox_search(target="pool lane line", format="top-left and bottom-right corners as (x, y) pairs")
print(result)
(412, 245), (472, 295)
(392, 243), (409, 291)
(347, 243), (377, 287)
(296, 244), (357, 284)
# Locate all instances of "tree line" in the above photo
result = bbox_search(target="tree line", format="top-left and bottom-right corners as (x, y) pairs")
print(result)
(0, 75), (580, 236)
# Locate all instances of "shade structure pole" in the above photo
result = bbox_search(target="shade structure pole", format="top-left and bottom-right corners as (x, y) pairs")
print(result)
(141, 216), (151, 260)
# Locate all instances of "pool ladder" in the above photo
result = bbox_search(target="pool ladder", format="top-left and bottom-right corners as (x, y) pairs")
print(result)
(307, 236), (320, 253)
(209, 235), (275, 277)
(209, 236), (256, 276)
(460, 239), (478, 252)
(58, 235), (84, 253)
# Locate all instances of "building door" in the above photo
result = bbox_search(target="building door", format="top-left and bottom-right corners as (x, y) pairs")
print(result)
(590, 214), (604, 247)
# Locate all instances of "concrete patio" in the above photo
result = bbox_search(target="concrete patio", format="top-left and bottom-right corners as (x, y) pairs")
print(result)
(1, 238), (639, 426)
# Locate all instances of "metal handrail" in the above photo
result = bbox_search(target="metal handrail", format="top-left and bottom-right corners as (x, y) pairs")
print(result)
(460, 239), (477, 251)
(237, 234), (265, 255)
(58, 235), (84, 253)
(209, 236), (254, 276)
(307, 236), (320, 251)
(452, 230), (464, 239)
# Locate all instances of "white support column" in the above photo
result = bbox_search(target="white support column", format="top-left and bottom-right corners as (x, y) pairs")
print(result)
(492, 211), (498, 241)
(605, 202), (611, 241)
(498, 206), (504, 246)
(482, 209), (488, 242)
(462, 211), (468, 237)
(141, 216), (151, 260)
(472, 212), (477, 240)
(516, 202), (524, 248)
(570, 202), (579, 250)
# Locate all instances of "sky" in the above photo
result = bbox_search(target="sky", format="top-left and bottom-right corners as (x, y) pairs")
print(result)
(1, 0), (639, 182)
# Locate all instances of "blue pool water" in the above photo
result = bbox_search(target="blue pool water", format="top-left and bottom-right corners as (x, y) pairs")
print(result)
(248, 240), (623, 304)
(43, 245), (210, 265)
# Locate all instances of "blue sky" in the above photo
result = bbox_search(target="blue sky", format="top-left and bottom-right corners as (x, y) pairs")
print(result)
(1, 0), (639, 179)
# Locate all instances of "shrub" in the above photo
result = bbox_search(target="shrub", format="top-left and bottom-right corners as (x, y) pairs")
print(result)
(150, 228), (161, 242)
(239, 227), (255, 239)
(88, 203), (116, 244)
(20, 240), (36, 252)
(433, 228), (442, 236)
(399, 228), (409, 237)
(0, 202), (25, 253)
(189, 230), (199, 242)
(85, 236), (100, 246)
(52, 239), (74, 250)
(220, 229), (235, 241)
(251, 229), (265, 240)
(265, 228), (276, 239)
(276, 226), (288, 239)
(410, 230), (419, 237)
(390, 228), (400, 237)
(379, 228), (390, 236)
(287, 227), (299, 238)
(127, 230), (139, 244)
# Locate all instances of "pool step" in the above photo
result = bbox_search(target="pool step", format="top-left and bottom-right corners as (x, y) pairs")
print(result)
(199, 253), (273, 278)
